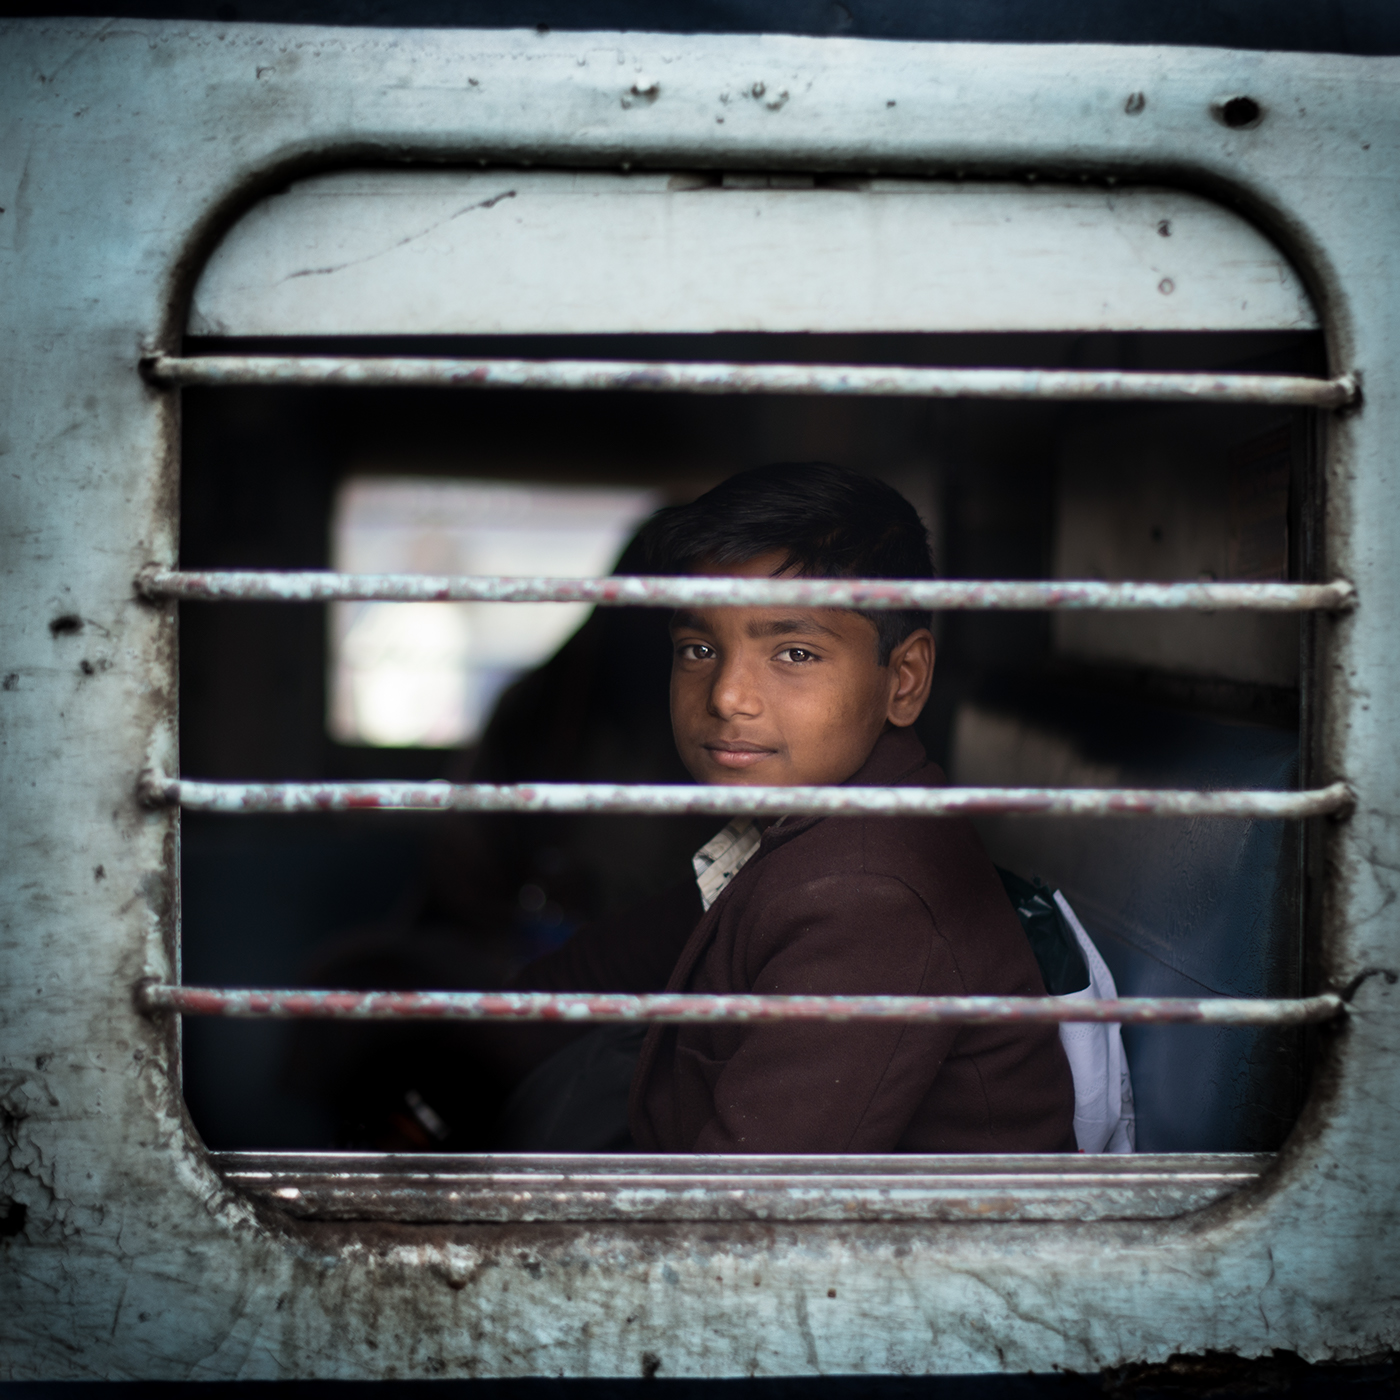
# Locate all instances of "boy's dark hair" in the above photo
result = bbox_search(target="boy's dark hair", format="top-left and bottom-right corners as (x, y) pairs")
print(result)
(638, 462), (934, 664)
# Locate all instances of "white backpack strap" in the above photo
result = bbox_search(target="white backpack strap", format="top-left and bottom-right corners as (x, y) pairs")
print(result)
(1052, 890), (1137, 1153)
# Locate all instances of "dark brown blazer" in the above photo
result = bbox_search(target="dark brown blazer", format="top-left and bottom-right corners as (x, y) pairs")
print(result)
(518, 727), (1077, 1154)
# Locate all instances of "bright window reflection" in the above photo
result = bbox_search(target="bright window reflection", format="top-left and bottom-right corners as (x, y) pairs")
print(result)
(329, 477), (660, 747)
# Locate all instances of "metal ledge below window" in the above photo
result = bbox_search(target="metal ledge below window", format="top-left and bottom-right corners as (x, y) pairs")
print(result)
(213, 1151), (1270, 1224)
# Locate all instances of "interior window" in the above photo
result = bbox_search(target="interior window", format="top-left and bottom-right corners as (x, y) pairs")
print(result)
(329, 477), (659, 746)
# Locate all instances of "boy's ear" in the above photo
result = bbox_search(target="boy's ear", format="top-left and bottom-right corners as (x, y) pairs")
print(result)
(885, 629), (935, 728)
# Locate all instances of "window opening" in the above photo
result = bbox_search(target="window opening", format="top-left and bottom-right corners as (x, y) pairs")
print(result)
(151, 170), (1352, 1216)
(165, 331), (1344, 1175)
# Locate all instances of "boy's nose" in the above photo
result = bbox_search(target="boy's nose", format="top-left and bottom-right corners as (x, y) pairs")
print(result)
(708, 656), (763, 719)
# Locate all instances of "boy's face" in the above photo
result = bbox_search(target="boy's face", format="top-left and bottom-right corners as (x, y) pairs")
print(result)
(669, 552), (935, 788)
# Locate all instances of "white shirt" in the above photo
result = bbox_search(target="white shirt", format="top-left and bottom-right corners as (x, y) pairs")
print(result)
(691, 817), (762, 912)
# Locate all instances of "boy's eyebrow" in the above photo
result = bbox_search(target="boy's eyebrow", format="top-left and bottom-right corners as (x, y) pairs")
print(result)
(669, 611), (844, 641)
(746, 616), (842, 640)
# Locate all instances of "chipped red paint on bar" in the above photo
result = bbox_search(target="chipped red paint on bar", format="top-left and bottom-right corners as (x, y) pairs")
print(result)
(142, 354), (1357, 409)
(140, 774), (1354, 821)
(136, 569), (1356, 613)
(137, 983), (1345, 1027)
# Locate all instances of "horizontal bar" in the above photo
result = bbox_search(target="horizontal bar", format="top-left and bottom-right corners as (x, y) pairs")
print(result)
(139, 983), (1345, 1026)
(213, 1151), (1270, 1224)
(136, 570), (1357, 613)
(143, 774), (1354, 820)
(144, 354), (1356, 408)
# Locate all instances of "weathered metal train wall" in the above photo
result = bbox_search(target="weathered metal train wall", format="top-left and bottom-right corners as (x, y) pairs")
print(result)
(1, 20), (1397, 1380)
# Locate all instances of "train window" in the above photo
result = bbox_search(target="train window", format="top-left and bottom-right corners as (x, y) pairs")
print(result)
(14, 25), (1395, 1381)
(151, 165), (1347, 1195)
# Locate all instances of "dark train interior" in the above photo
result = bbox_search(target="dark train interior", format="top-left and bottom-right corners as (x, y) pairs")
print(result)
(178, 326), (1325, 1156)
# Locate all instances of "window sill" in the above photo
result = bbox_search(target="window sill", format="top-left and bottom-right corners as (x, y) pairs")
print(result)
(212, 1151), (1268, 1224)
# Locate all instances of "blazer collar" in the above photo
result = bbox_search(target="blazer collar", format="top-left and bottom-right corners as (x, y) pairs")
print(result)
(760, 726), (930, 852)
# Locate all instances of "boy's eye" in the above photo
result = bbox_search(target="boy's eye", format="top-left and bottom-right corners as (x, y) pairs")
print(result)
(677, 642), (715, 662)
(776, 647), (819, 664)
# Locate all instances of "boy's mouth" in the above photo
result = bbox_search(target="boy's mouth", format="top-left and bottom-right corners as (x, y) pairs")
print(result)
(703, 739), (778, 770)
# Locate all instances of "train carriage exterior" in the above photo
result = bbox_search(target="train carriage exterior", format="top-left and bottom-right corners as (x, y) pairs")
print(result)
(2, 14), (1399, 1383)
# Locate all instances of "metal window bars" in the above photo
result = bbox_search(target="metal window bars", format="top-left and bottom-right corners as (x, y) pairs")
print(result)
(137, 984), (1346, 1028)
(138, 569), (1354, 612)
(142, 354), (1358, 408)
(138, 351), (1358, 1032)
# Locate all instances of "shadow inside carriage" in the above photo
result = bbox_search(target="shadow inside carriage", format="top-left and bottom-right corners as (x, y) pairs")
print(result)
(266, 541), (718, 1153)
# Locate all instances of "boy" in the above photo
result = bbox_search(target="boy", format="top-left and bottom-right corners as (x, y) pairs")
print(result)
(495, 462), (1076, 1154)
